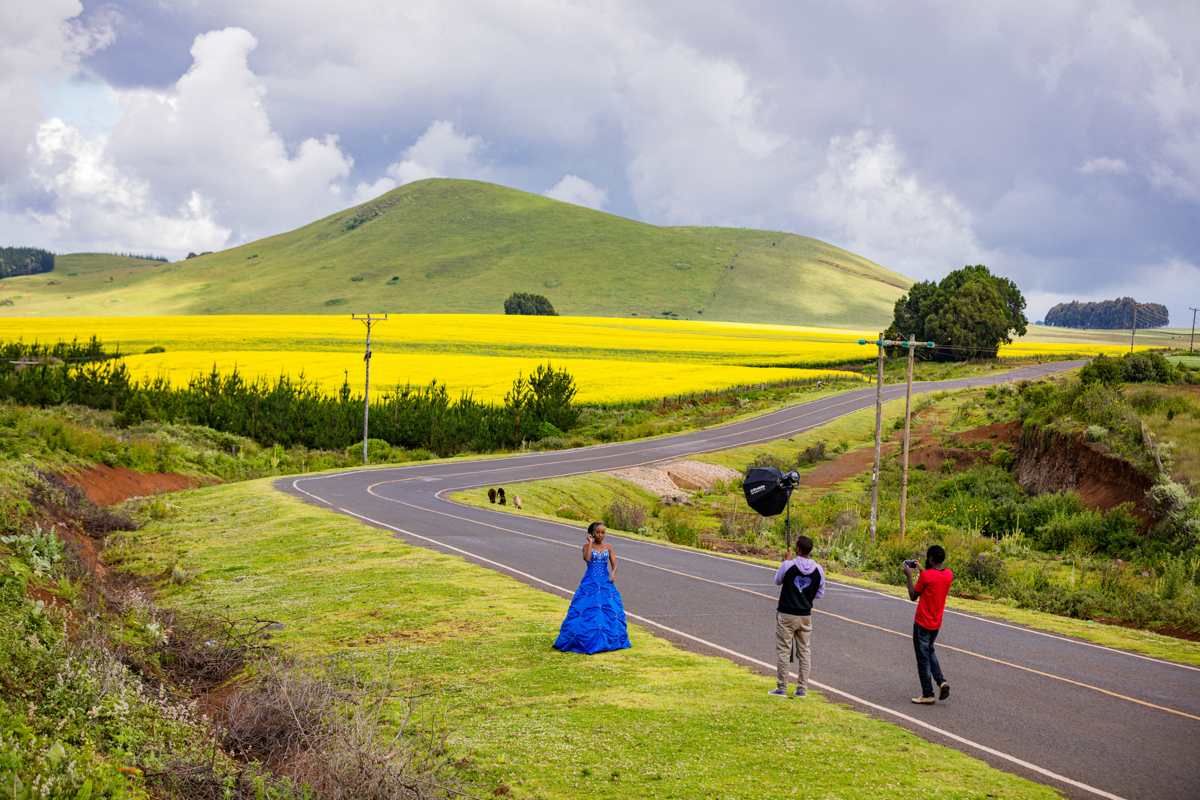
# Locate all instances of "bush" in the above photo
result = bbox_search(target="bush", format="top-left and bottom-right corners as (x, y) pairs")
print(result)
(1079, 355), (1122, 386)
(1085, 425), (1108, 442)
(1122, 352), (1179, 384)
(798, 441), (827, 465)
(604, 499), (648, 532)
(1036, 506), (1102, 551)
(989, 449), (1014, 470)
(721, 510), (767, 543)
(535, 420), (564, 440)
(660, 510), (698, 546)
(963, 553), (1005, 587)
(747, 452), (791, 472)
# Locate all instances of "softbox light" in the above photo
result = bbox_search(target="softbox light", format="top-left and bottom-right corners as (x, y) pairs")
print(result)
(743, 467), (793, 517)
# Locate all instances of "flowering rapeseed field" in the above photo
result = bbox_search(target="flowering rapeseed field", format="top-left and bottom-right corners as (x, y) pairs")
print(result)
(0, 315), (1135, 404)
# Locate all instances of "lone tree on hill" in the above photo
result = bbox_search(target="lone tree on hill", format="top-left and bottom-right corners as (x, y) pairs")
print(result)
(504, 292), (557, 316)
(885, 265), (1027, 361)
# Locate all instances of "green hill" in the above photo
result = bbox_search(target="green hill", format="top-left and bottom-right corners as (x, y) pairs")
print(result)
(0, 179), (911, 327)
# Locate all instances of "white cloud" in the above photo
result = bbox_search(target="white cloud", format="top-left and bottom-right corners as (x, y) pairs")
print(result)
(351, 176), (398, 206)
(385, 120), (488, 186)
(7, 26), (357, 257)
(21, 118), (229, 254)
(543, 175), (608, 210)
(796, 131), (988, 281)
(104, 28), (353, 238)
(1080, 156), (1130, 174)
(0, 0), (112, 182)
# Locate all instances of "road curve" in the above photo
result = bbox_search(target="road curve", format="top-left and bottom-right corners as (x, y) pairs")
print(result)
(279, 361), (1200, 800)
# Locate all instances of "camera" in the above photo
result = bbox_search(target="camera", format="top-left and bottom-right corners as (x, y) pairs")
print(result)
(779, 471), (800, 488)
(903, 560), (918, 569)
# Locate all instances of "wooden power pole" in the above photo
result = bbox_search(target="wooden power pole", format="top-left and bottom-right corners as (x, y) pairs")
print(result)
(1190, 307), (1198, 354)
(899, 335), (936, 537)
(352, 314), (387, 466)
(870, 332), (884, 542)
(860, 334), (936, 541)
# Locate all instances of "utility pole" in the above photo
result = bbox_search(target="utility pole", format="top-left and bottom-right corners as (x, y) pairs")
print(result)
(859, 334), (936, 541)
(352, 314), (387, 466)
(1190, 307), (1198, 354)
(1129, 302), (1140, 354)
(870, 332), (884, 542)
(899, 335), (937, 538)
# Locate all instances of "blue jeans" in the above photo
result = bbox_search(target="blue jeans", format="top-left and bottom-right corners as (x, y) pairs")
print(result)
(913, 622), (945, 698)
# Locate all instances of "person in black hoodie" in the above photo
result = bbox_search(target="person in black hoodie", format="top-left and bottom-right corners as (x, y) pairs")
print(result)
(768, 535), (825, 699)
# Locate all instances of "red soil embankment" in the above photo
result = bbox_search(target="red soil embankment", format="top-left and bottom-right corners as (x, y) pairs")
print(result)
(60, 464), (207, 506)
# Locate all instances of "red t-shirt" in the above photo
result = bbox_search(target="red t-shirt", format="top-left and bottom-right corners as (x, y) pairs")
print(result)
(914, 567), (954, 630)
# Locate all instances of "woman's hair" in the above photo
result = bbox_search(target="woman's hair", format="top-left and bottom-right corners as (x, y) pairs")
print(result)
(588, 521), (604, 536)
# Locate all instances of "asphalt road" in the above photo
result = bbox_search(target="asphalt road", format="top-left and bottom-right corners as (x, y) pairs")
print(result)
(279, 362), (1200, 800)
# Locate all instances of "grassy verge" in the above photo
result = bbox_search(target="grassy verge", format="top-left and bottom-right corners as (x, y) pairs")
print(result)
(124, 479), (1061, 799)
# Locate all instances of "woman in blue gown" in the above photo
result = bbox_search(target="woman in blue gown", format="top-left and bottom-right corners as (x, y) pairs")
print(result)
(553, 522), (632, 654)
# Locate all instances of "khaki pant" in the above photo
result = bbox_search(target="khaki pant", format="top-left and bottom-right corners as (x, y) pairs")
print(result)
(775, 612), (813, 694)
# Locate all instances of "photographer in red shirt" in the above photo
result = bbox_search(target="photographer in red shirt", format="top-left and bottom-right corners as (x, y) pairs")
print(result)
(904, 545), (953, 704)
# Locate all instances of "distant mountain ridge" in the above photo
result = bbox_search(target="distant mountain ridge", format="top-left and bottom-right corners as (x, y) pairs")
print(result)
(0, 179), (912, 327)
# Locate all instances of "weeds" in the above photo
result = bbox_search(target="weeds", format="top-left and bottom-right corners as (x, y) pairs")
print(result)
(1, 523), (63, 576)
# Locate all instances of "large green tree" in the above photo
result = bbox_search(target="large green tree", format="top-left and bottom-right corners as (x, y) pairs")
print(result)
(503, 292), (557, 316)
(884, 265), (1027, 361)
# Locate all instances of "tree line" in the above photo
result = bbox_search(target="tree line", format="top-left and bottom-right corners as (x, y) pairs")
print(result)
(0, 247), (54, 279)
(0, 336), (118, 364)
(1044, 298), (1169, 329)
(0, 347), (580, 457)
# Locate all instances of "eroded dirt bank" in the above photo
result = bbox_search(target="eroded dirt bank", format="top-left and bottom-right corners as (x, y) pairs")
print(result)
(59, 464), (209, 505)
(1014, 428), (1156, 522)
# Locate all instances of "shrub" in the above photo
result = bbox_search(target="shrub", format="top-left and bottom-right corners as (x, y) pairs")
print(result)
(747, 452), (791, 472)
(144, 345), (166, 354)
(604, 499), (648, 532)
(660, 510), (698, 546)
(989, 449), (1014, 470)
(963, 553), (1005, 587)
(535, 420), (564, 440)
(1079, 355), (1122, 386)
(1122, 352), (1179, 384)
(798, 441), (826, 465)
(722, 510), (767, 543)
(1085, 425), (1108, 442)
(1036, 506), (1102, 551)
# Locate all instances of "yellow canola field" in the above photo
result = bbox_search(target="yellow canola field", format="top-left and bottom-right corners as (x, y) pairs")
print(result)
(0, 315), (875, 363)
(120, 351), (857, 404)
(0, 314), (1143, 405)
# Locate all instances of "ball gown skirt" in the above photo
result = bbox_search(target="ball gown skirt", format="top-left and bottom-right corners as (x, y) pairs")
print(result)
(552, 550), (632, 654)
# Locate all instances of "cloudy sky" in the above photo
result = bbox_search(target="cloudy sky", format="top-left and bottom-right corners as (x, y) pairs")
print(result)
(2, 0), (1197, 323)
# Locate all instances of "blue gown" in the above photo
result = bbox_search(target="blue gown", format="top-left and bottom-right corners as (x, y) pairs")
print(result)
(553, 549), (632, 654)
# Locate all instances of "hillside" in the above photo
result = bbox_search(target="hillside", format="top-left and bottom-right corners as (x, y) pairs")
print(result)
(0, 179), (912, 327)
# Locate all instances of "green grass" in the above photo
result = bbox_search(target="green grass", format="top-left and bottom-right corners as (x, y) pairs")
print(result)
(1, 179), (909, 327)
(120, 479), (1061, 799)
(1018, 325), (1193, 349)
(1167, 354), (1200, 369)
